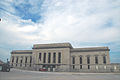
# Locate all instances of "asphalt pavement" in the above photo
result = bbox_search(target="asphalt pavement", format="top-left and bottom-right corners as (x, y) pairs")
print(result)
(0, 68), (120, 80)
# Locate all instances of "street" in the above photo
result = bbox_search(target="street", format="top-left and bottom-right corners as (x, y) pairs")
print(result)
(0, 68), (120, 80)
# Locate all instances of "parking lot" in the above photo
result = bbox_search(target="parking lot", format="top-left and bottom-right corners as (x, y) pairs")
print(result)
(0, 68), (120, 80)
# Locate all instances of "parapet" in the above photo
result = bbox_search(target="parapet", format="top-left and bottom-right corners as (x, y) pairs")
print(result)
(71, 47), (110, 52)
(32, 42), (73, 49)
(11, 50), (32, 54)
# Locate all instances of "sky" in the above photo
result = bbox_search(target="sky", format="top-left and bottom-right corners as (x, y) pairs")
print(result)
(0, 0), (120, 63)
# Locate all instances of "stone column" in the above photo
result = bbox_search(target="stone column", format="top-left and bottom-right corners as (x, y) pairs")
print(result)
(36, 53), (39, 64)
(51, 52), (53, 64)
(106, 51), (110, 64)
(75, 56), (79, 70)
(23, 56), (25, 67)
(98, 55), (103, 64)
(83, 55), (87, 64)
(14, 56), (17, 67)
(56, 52), (58, 64)
(82, 55), (87, 70)
(90, 55), (95, 65)
(41, 53), (43, 64)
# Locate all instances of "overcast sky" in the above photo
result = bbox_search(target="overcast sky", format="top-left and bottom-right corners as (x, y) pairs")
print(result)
(0, 0), (120, 63)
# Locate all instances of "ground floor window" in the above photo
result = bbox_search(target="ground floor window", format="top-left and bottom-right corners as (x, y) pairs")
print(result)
(80, 65), (82, 69)
(20, 64), (22, 67)
(73, 65), (75, 69)
(88, 65), (90, 69)
(30, 64), (31, 67)
(43, 65), (46, 68)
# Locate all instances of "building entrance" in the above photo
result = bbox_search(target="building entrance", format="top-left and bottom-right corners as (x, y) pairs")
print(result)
(42, 65), (56, 72)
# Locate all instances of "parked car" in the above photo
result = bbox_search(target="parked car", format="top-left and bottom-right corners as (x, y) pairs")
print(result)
(39, 68), (47, 71)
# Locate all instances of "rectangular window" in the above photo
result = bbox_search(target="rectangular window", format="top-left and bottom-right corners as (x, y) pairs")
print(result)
(20, 59), (22, 64)
(43, 53), (46, 63)
(48, 53), (51, 63)
(20, 63), (22, 67)
(103, 56), (106, 64)
(30, 56), (32, 67)
(20, 56), (23, 64)
(12, 56), (14, 63)
(80, 57), (82, 64)
(73, 65), (75, 69)
(58, 52), (61, 63)
(25, 57), (27, 63)
(39, 53), (41, 61)
(53, 52), (56, 63)
(16, 64), (17, 67)
(16, 57), (18, 63)
(30, 56), (32, 63)
(88, 65), (90, 69)
(95, 56), (98, 64)
(87, 56), (90, 64)
(72, 57), (75, 64)
(30, 64), (31, 67)
(80, 65), (82, 69)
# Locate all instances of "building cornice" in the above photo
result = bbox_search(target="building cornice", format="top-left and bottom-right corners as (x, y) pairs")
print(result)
(32, 42), (73, 49)
(70, 47), (110, 52)
(11, 50), (32, 54)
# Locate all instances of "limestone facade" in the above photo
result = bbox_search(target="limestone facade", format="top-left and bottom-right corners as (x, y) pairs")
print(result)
(10, 43), (120, 72)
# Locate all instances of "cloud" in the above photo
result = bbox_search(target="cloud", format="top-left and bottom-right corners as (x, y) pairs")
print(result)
(0, 0), (120, 62)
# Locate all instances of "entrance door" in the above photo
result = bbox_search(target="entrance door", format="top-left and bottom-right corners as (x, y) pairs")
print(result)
(50, 66), (53, 71)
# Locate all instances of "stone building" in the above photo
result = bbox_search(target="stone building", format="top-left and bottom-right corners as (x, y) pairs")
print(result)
(10, 43), (120, 72)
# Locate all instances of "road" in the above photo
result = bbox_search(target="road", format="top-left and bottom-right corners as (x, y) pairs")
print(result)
(0, 68), (120, 80)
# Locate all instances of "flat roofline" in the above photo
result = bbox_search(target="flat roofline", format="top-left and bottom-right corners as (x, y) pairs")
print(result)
(33, 42), (73, 49)
(11, 50), (32, 54)
(71, 47), (110, 52)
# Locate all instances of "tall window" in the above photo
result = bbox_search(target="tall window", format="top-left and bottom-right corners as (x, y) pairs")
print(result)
(30, 56), (32, 63)
(48, 53), (51, 63)
(20, 56), (23, 67)
(30, 56), (32, 67)
(95, 56), (98, 64)
(39, 53), (41, 61)
(72, 57), (75, 64)
(20, 56), (23, 63)
(80, 56), (82, 64)
(73, 65), (75, 69)
(80, 65), (82, 69)
(43, 53), (46, 63)
(25, 57), (27, 63)
(16, 57), (18, 67)
(20, 59), (22, 67)
(87, 56), (90, 64)
(58, 52), (61, 63)
(88, 65), (90, 69)
(12, 56), (14, 63)
(53, 52), (56, 63)
(103, 56), (106, 64)
(16, 57), (18, 63)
